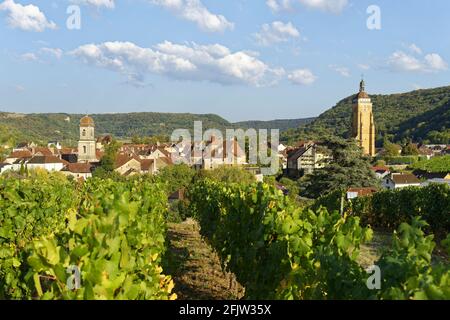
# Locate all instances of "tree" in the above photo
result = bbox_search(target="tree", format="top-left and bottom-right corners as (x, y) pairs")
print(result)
(301, 136), (380, 199)
(153, 164), (196, 195)
(98, 139), (121, 172)
(196, 166), (256, 185)
(402, 141), (420, 156)
(383, 138), (402, 157)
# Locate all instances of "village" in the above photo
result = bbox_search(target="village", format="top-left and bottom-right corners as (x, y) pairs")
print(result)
(1, 81), (449, 200)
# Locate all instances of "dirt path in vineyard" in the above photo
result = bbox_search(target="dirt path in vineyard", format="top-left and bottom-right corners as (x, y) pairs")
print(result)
(165, 218), (244, 300)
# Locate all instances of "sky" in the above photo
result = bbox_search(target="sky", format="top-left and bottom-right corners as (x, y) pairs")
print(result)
(0, 0), (449, 122)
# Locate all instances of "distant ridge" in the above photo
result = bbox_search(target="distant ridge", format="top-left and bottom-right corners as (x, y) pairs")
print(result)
(235, 118), (315, 131)
(0, 111), (313, 146)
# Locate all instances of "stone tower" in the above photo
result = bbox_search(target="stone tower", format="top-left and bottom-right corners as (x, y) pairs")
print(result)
(352, 80), (376, 156)
(78, 115), (97, 163)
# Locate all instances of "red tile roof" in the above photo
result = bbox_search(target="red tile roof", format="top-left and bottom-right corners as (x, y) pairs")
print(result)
(115, 153), (140, 168)
(140, 159), (155, 171)
(371, 166), (390, 172)
(27, 155), (65, 164)
(34, 147), (54, 156)
(63, 163), (93, 173)
(8, 150), (32, 159)
(347, 187), (378, 197)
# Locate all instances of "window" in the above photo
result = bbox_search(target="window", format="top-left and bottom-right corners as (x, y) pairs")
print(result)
(83, 146), (87, 154)
(82, 129), (86, 137)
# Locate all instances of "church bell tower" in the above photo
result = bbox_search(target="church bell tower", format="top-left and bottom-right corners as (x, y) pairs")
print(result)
(78, 115), (97, 163)
(352, 80), (376, 157)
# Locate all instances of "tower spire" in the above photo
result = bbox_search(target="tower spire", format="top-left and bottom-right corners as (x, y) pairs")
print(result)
(360, 76), (365, 92)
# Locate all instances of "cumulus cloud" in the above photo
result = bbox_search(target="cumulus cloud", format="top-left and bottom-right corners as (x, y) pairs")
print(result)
(70, 41), (288, 87)
(0, 0), (57, 31)
(39, 47), (63, 59)
(266, 0), (292, 12)
(267, 0), (348, 14)
(20, 47), (63, 62)
(388, 50), (448, 73)
(424, 53), (448, 71)
(408, 43), (422, 55)
(70, 0), (115, 9)
(20, 52), (38, 61)
(329, 64), (350, 77)
(288, 68), (317, 85)
(149, 0), (233, 32)
(254, 21), (300, 46)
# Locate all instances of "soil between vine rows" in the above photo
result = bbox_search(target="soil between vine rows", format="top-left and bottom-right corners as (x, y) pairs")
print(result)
(165, 219), (244, 300)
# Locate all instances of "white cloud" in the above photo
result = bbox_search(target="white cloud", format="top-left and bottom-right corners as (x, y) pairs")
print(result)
(288, 68), (316, 85)
(70, 41), (287, 87)
(0, 0), (56, 32)
(408, 43), (422, 55)
(357, 63), (370, 70)
(15, 84), (25, 92)
(267, 0), (348, 14)
(70, 0), (115, 9)
(424, 53), (448, 71)
(254, 21), (300, 46)
(266, 0), (292, 12)
(388, 50), (448, 73)
(20, 52), (38, 61)
(329, 64), (350, 77)
(388, 51), (424, 72)
(150, 0), (233, 32)
(40, 47), (63, 59)
(20, 47), (63, 62)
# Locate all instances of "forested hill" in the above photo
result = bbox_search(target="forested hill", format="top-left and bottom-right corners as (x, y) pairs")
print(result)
(0, 112), (312, 146)
(283, 85), (450, 144)
(235, 118), (315, 131)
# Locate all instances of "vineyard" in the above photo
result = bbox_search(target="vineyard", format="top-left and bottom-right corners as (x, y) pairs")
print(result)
(0, 173), (175, 300)
(314, 184), (450, 238)
(1, 172), (449, 300)
(188, 179), (450, 299)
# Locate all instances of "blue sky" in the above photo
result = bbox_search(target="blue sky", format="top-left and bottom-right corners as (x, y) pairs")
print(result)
(0, 0), (449, 122)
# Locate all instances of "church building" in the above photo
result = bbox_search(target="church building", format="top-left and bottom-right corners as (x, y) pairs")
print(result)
(78, 115), (98, 163)
(352, 80), (376, 157)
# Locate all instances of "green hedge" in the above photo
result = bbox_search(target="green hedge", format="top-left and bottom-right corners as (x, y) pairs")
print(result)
(383, 156), (428, 165)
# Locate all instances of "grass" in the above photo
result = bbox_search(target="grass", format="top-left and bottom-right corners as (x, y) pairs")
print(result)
(164, 218), (244, 300)
(358, 231), (392, 268)
(358, 230), (449, 268)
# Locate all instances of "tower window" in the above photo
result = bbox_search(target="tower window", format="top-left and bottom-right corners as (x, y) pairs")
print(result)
(82, 129), (86, 137)
(83, 146), (87, 154)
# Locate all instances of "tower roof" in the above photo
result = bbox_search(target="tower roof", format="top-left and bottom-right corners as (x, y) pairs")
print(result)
(80, 115), (95, 127)
(356, 79), (369, 99)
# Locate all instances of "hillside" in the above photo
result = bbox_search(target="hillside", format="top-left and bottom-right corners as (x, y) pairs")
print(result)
(283, 85), (450, 145)
(235, 118), (315, 131)
(0, 112), (312, 147)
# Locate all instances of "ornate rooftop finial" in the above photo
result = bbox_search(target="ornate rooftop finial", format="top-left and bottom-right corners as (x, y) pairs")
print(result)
(360, 76), (365, 92)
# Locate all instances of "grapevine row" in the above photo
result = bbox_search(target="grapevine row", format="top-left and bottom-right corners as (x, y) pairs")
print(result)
(0, 174), (175, 300)
(188, 179), (450, 299)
